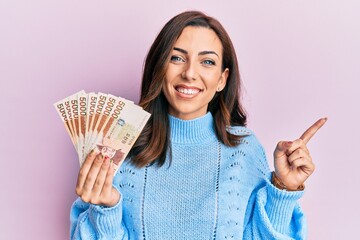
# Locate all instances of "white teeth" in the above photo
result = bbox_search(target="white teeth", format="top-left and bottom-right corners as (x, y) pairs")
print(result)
(177, 88), (199, 95)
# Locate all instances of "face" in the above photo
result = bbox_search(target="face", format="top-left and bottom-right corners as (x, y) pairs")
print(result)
(162, 26), (229, 120)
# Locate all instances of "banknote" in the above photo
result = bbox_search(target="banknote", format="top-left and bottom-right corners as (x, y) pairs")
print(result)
(54, 90), (150, 175)
(54, 100), (74, 144)
(102, 104), (150, 167)
(69, 94), (80, 158)
(54, 90), (85, 148)
(85, 92), (97, 151)
(77, 93), (88, 163)
(90, 98), (148, 173)
(86, 92), (108, 156)
(83, 94), (118, 163)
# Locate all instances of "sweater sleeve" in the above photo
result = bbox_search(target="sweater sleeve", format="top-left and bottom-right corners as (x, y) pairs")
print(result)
(242, 133), (308, 239)
(70, 182), (129, 239)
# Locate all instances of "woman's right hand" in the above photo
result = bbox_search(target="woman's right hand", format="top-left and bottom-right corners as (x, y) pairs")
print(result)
(75, 149), (120, 207)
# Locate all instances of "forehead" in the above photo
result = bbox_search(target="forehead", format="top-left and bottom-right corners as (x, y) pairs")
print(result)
(174, 26), (223, 54)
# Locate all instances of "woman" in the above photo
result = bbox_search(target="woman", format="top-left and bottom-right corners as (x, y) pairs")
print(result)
(71, 11), (326, 239)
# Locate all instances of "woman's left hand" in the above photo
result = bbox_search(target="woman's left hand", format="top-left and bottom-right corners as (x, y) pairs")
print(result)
(273, 118), (327, 190)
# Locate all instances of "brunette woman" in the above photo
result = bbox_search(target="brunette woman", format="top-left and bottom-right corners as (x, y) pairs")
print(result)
(71, 11), (326, 239)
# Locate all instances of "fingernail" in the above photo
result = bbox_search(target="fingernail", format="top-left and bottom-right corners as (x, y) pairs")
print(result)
(90, 149), (96, 156)
(103, 156), (110, 166)
(91, 147), (100, 155)
(112, 163), (117, 172)
(286, 141), (293, 146)
(103, 156), (110, 162)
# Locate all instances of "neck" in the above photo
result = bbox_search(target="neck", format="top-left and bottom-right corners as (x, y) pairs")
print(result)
(168, 112), (217, 144)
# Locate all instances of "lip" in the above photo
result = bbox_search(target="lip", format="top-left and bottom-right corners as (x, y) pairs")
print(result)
(174, 84), (202, 99)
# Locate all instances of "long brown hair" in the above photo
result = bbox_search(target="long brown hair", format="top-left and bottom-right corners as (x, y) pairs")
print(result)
(129, 11), (247, 167)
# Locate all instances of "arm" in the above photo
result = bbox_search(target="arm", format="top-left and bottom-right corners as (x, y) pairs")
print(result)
(70, 190), (129, 239)
(243, 175), (307, 239)
(243, 118), (326, 239)
(242, 134), (307, 239)
(70, 149), (129, 240)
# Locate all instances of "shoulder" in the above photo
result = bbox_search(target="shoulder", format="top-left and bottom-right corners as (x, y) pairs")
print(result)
(227, 125), (262, 148)
(227, 125), (253, 136)
(225, 125), (270, 174)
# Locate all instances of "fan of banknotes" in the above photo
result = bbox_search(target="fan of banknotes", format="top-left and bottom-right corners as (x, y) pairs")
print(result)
(54, 90), (150, 174)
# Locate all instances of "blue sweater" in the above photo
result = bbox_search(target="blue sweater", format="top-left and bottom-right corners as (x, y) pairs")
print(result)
(70, 112), (307, 239)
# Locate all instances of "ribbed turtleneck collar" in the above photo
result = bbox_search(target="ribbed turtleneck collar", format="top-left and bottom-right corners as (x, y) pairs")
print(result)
(168, 112), (217, 144)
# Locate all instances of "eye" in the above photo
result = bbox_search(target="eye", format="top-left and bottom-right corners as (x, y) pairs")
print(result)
(170, 56), (185, 62)
(202, 59), (216, 66)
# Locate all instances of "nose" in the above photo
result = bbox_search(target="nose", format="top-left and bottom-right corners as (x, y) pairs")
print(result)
(182, 61), (198, 80)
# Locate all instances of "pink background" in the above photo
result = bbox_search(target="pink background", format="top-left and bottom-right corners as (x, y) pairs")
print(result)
(1, 0), (359, 239)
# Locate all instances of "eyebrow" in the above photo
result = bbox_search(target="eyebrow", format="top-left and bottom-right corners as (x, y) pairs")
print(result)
(173, 47), (219, 58)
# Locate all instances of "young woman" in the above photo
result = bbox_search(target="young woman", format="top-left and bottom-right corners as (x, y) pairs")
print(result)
(71, 11), (326, 239)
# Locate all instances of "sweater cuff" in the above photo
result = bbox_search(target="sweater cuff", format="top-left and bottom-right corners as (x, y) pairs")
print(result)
(88, 187), (123, 237)
(265, 180), (304, 233)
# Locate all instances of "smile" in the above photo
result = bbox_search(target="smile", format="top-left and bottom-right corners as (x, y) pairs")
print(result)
(175, 86), (201, 95)
(177, 88), (199, 95)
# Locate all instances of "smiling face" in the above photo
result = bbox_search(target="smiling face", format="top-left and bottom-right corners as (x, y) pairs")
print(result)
(162, 26), (229, 120)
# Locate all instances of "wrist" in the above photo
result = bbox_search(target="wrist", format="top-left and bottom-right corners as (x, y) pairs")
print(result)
(107, 188), (121, 207)
(271, 171), (305, 191)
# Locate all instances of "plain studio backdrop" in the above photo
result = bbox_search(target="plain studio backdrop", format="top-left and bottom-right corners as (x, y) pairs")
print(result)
(0, 0), (359, 239)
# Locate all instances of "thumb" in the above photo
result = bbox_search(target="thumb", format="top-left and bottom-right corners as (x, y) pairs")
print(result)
(274, 141), (293, 158)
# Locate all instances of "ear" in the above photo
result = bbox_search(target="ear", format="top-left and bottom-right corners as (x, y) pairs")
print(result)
(217, 68), (229, 92)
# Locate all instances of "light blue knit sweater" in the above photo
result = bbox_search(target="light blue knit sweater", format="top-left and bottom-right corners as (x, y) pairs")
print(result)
(70, 112), (307, 239)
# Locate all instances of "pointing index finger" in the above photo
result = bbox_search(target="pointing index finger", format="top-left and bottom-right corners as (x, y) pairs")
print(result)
(300, 117), (327, 144)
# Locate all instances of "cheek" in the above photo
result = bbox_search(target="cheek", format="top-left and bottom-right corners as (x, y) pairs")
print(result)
(163, 73), (174, 91)
(165, 65), (179, 81)
(204, 78), (222, 91)
(161, 82), (172, 103)
(162, 80), (171, 94)
(200, 69), (222, 84)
